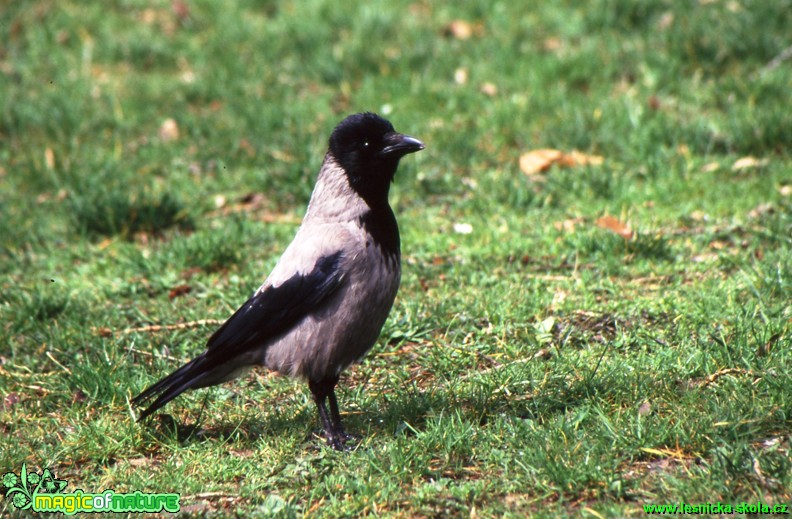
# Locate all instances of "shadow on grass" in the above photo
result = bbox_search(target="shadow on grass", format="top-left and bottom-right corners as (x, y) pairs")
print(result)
(69, 184), (194, 239)
(134, 374), (611, 452)
(132, 340), (617, 453)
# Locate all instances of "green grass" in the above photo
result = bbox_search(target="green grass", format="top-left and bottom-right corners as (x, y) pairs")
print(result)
(2, 0), (791, 516)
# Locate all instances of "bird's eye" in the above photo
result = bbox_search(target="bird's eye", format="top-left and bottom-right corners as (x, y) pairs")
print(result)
(362, 141), (369, 148)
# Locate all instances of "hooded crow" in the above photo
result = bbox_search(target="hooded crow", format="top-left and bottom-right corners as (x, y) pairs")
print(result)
(132, 112), (424, 450)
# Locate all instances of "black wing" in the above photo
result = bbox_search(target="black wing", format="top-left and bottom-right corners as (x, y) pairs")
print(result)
(204, 251), (345, 357)
(132, 251), (345, 420)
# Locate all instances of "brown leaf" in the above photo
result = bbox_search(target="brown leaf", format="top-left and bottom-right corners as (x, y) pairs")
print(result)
(169, 284), (192, 299)
(561, 150), (604, 167)
(553, 217), (584, 233)
(519, 149), (564, 175)
(542, 37), (563, 52)
(701, 162), (720, 173)
(45, 147), (55, 170)
(159, 118), (180, 142)
(519, 149), (603, 175)
(480, 82), (497, 96)
(732, 156), (768, 171)
(444, 20), (474, 40)
(595, 215), (633, 239)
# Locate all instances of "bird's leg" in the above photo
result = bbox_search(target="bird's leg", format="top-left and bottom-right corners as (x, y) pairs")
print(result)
(309, 376), (350, 450)
(327, 388), (354, 443)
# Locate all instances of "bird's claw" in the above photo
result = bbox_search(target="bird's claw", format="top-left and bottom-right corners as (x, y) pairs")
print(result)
(325, 430), (358, 451)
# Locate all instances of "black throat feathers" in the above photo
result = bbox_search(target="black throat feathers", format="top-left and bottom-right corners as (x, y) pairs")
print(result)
(358, 206), (400, 263)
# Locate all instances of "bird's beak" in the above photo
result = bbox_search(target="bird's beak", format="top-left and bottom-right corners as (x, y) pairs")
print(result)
(380, 132), (425, 158)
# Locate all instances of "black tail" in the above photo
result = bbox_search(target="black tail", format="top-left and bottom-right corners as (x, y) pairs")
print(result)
(132, 354), (217, 421)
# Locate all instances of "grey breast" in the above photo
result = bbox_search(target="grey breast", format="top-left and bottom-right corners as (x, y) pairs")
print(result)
(261, 222), (400, 381)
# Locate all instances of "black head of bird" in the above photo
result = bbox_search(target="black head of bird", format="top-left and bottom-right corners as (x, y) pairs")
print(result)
(132, 112), (423, 451)
(328, 112), (424, 204)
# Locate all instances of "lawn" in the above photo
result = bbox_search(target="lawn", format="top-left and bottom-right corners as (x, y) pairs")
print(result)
(1, 0), (790, 516)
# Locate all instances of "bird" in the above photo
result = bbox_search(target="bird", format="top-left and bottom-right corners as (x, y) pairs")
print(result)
(132, 112), (424, 450)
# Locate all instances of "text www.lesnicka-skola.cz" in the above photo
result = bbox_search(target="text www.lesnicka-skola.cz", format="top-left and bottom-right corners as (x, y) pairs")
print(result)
(643, 501), (789, 515)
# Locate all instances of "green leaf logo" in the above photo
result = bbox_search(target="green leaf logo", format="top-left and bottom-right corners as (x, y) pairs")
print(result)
(37, 469), (67, 494)
(2, 463), (33, 510)
(2, 464), (67, 510)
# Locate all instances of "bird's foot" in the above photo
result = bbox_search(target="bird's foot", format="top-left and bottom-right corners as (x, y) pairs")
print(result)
(324, 429), (358, 452)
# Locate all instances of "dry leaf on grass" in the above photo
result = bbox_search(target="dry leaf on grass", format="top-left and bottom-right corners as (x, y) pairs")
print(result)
(732, 156), (768, 171)
(595, 215), (633, 239)
(454, 67), (468, 85)
(701, 162), (720, 173)
(444, 20), (475, 40)
(564, 150), (604, 167)
(168, 284), (192, 300)
(45, 147), (55, 169)
(543, 37), (563, 52)
(519, 149), (603, 175)
(553, 217), (585, 233)
(747, 203), (775, 220)
(159, 118), (180, 142)
(520, 149), (563, 175)
(480, 82), (498, 96)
